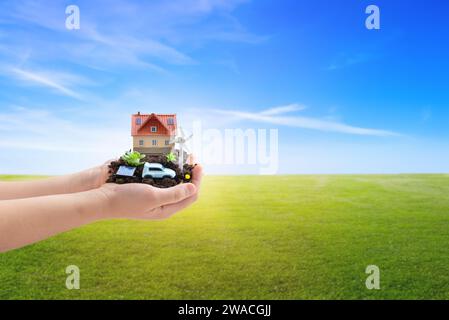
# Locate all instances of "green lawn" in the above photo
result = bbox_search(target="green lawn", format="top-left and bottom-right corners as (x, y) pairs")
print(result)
(1, 174), (449, 299)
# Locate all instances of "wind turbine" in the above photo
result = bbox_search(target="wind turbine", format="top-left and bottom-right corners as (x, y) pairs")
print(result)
(169, 127), (193, 170)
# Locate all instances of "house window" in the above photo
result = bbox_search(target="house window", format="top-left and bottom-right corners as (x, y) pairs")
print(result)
(136, 118), (142, 125)
(152, 140), (157, 146)
(139, 140), (144, 146)
(165, 140), (170, 146)
(151, 126), (157, 132)
(167, 118), (174, 125)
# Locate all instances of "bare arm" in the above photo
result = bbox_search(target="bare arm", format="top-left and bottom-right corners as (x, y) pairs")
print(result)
(0, 164), (110, 200)
(0, 165), (203, 253)
(0, 189), (105, 252)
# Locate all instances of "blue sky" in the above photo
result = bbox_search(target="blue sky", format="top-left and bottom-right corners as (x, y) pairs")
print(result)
(1, 0), (449, 174)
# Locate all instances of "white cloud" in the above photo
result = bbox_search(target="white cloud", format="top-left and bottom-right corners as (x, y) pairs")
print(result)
(93, 34), (195, 65)
(157, 0), (249, 14)
(214, 105), (399, 136)
(327, 52), (380, 71)
(0, 103), (188, 174)
(0, 107), (129, 154)
(260, 104), (307, 116)
(0, 0), (261, 73)
(4, 67), (85, 100)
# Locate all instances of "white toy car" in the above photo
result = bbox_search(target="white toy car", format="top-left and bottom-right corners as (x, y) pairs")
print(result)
(142, 163), (176, 179)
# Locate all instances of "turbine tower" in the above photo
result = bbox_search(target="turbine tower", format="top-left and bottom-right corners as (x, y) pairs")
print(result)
(169, 127), (192, 171)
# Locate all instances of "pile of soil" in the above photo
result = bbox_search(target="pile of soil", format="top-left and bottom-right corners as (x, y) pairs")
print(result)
(106, 154), (195, 188)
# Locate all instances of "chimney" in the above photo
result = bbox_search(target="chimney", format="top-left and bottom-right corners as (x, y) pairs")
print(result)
(137, 111), (141, 115)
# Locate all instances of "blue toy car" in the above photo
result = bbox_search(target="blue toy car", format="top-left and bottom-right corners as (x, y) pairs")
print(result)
(142, 163), (176, 179)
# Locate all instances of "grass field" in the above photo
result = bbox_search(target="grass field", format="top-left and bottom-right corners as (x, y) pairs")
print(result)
(1, 174), (449, 299)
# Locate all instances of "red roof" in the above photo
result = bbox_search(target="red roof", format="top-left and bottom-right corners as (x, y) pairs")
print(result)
(131, 113), (177, 136)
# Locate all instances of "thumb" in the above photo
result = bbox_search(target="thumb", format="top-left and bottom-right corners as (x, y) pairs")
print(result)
(154, 183), (197, 206)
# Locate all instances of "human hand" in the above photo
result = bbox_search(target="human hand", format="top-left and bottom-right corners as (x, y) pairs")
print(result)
(0, 163), (202, 252)
(0, 159), (117, 201)
(69, 159), (115, 192)
(96, 164), (203, 220)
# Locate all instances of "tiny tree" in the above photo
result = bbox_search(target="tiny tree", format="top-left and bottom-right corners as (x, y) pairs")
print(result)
(121, 151), (146, 167)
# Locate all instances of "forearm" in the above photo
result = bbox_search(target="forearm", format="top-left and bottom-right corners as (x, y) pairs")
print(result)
(0, 189), (107, 253)
(0, 166), (105, 200)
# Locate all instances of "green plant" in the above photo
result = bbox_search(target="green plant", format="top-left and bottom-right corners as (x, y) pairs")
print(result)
(166, 152), (177, 163)
(121, 151), (146, 167)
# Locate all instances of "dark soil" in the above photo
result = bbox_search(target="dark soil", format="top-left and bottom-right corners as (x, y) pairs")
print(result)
(106, 154), (195, 188)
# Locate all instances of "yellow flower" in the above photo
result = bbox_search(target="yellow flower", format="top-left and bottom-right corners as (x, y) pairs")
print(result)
(185, 173), (191, 180)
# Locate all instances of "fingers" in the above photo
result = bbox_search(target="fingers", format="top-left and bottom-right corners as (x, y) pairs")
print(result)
(149, 165), (203, 220)
(103, 158), (117, 165)
(191, 164), (203, 188)
(153, 183), (197, 207)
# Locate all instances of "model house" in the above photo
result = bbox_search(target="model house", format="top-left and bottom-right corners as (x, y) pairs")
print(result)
(131, 112), (177, 156)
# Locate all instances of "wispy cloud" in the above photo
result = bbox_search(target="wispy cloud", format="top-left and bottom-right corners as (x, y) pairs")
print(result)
(260, 104), (307, 116)
(0, 106), (131, 174)
(4, 67), (85, 100)
(69, 26), (195, 69)
(214, 104), (399, 136)
(0, 0), (262, 73)
(327, 52), (379, 71)
(0, 106), (128, 153)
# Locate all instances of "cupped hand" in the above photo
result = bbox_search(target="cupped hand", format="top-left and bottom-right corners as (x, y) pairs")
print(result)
(97, 164), (203, 220)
